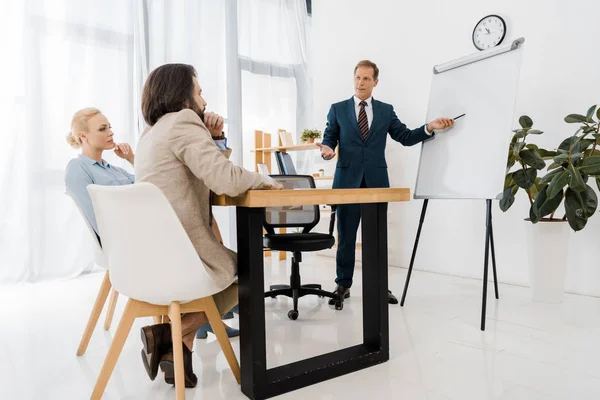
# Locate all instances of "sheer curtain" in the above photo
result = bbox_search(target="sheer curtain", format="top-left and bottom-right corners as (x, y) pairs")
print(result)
(0, 0), (135, 283)
(136, 0), (311, 248)
(0, 0), (310, 283)
(237, 0), (312, 172)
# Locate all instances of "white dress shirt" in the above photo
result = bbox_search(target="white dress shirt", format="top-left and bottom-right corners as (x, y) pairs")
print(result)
(352, 95), (432, 135)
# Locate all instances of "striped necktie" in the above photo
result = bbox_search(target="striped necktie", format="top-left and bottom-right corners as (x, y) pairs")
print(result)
(358, 100), (369, 140)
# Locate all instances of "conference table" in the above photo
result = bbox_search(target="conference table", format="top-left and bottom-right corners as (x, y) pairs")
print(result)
(213, 187), (410, 399)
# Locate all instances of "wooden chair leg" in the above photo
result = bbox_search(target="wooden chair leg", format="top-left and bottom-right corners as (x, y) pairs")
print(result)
(168, 302), (186, 400)
(77, 270), (111, 356)
(204, 297), (241, 384)
(103, 288), (119, 330)
(153, 316), (162, 324)
(91, 299), (137, 400)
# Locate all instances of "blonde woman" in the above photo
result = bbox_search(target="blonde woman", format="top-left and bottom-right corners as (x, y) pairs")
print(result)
(65, 108), (135, 238)
(64, 107), (239, 348)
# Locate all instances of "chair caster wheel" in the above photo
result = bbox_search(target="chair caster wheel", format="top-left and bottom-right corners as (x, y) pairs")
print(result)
(288, 310), (299, 320)
(335, 301), (343, 311)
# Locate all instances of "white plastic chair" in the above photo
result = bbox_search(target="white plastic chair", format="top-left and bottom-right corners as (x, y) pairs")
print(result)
(67, 193), (121, 356)
(87, 183), (241, 399)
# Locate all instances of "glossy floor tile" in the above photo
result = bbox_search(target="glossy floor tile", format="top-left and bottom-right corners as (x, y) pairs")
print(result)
(1, 254), (599, 399)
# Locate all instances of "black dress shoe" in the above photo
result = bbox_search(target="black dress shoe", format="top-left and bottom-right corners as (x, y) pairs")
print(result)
(328, 285), (351, 305)
(140, 323), (172, 380)
(159, 344), (198, 388)
(388, 290), (399, 305)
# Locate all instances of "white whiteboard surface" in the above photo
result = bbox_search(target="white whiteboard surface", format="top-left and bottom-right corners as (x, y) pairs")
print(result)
(414, 39), (524, 199)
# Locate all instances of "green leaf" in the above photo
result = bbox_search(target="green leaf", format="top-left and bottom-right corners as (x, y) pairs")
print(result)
(500, 187), (516, 212)
(553, 153), (570, 165)
(507, 152), (516, 169)
(586, 105), (597, 121)
(584, 149), (600, 157)
(537, 149), (557, 158)
(596, 106), (600, 120)
(503, 172), (514, 190)
(580, 139), (595, 151)
(529, 182), (540, 199)
(547, 162), (562, 171)
(513, 168), (537, 189)
(572, 152), (584, 166)
(568, 165), (586, 192)
(564, 188), (594, 231)
(564, 114), (588, 123)
(527, 129), (543, 135)
(519, 115), (533, 129)
(547, 170), (570, 199)
(596, 177), (600, 192)
(526, 144), (539, 150)
(558, 135), (581, 154)
(533, 185), (564, 218)
(583, 126), (596, 134)
(582, 184), (598, 217)
(519, 149), (546, 170)
(539, 168), (563, 185)
(529, 204), (540, 223)
(514, 130), (526, 139)
(578, 156), (600, 175)
(514, 142), (526, 154)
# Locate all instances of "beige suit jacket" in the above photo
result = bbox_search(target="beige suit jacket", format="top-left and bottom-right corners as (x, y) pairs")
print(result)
(136, 109), (272, 288)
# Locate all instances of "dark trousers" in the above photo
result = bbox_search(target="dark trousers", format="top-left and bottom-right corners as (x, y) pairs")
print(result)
(335, 178), (367, 288)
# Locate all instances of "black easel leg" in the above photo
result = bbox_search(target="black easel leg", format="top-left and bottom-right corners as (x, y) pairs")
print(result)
(481, 199), (492, 331)
(400, 199), (429, 307)
(489, 209), (499, 300)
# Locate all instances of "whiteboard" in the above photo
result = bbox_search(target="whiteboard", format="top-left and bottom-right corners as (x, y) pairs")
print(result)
(414, 38), (525, 199)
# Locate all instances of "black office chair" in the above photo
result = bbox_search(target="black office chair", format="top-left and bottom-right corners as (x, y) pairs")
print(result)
(263, 175), (339, 320)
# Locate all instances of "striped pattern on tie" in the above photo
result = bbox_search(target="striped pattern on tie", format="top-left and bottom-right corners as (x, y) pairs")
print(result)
(358, 100), (369, 140)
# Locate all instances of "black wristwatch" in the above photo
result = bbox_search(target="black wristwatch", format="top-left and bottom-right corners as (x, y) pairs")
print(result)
(212, 132), (226, 140)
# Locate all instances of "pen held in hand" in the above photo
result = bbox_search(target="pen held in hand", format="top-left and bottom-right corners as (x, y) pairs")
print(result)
(453, 113), (466, 120)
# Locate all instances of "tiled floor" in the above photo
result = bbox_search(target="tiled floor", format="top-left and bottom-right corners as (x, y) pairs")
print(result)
(1, 254), (599, 399)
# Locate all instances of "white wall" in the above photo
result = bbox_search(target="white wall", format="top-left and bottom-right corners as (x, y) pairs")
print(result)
(311, 0), (600, 296)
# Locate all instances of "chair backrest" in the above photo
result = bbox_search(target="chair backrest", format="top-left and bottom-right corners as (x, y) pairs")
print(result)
(87, 183), (233, 305)
(264, 175), (319, 234)
(275, 151), (297, 175)
(66, 192), (108, 269)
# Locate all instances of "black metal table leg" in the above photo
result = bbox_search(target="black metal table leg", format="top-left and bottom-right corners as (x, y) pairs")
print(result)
(236, 203), (390, 399)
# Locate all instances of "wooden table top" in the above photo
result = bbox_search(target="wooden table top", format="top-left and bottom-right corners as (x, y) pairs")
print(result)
(213, 188), (410, 208)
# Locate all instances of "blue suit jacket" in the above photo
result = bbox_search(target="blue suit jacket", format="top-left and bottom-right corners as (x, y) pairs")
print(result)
(321, 97), (432, 189)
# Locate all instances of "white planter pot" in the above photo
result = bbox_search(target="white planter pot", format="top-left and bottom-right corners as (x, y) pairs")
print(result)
(526, 220), (570, 303)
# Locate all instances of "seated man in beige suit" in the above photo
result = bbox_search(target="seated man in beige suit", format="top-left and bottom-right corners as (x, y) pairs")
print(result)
(135, 63), (282, 388)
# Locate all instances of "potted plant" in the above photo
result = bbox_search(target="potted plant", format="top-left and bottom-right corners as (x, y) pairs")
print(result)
(300, 129), (322, 144)
(318, 168), (325, 177)
(501, 106), (600, 302)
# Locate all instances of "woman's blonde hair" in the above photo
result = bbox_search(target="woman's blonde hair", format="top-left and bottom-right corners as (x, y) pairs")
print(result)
(66, 107), (102, 149)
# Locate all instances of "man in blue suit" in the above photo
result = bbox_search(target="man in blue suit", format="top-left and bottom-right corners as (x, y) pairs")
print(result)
(317, 60), (453, 306)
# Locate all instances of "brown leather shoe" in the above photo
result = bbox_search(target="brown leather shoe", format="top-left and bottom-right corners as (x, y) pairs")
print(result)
(140, 323), (172, 381)
(159, 344), (198, 388)
(328, 285), (350, 305)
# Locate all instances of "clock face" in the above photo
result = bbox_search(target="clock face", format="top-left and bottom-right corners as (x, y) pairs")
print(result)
(472, 15), (506, 51)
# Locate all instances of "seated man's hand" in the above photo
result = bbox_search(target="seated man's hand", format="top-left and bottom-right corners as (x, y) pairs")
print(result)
(316, 142), (336, 160)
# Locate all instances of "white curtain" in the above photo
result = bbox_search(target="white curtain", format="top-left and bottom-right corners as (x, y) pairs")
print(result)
(237, 0), (312, 173)
(0, 0), (310, 283)
(0, 0), (135, 283)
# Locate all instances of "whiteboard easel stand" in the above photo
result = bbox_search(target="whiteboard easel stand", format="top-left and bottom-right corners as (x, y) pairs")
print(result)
(399, 198), (499, 331)
(399, 38), (524, 331)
